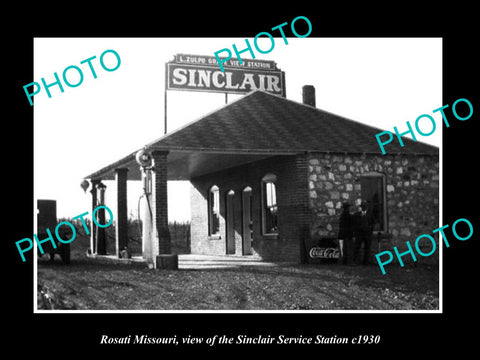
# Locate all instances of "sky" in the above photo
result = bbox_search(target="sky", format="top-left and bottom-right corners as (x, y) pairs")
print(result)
(33, 37), (442, 223)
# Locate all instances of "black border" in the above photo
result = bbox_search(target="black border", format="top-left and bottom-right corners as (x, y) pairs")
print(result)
(7, 6), (479, 356)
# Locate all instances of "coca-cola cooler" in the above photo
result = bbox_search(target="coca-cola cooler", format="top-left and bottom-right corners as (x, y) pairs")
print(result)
(306, 237), (340, 264)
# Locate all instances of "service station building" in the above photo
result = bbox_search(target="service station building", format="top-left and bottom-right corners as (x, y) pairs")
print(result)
(84, 56), (439, 269)
(84, 89), (438, 269)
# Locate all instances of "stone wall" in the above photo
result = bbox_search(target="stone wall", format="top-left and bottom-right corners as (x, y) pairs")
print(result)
(307, 152), (439, 263)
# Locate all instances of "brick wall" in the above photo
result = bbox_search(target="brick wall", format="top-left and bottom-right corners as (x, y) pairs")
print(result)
(307, 152), (439, 264)
(151, 151), (171, 256)
(115, 168), (129, 257)
(190, 154), (309, 262)
(189, 152), (439, 265)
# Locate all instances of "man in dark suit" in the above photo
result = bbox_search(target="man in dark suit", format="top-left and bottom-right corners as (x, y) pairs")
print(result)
(338, 202), (354, 265)
(353, 200), (374, 265)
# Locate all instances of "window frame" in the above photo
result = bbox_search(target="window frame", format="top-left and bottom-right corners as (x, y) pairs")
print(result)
(261, 173), (278, 236)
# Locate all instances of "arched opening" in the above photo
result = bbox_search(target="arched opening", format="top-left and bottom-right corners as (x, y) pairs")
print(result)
(208, 185), (220, 236)
(261, 174), (278, 235)
(225, 189), (236, 254)
(242, 186), (253, 255)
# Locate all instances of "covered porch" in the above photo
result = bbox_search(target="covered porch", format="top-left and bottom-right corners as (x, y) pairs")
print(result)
(84, 146), (287, 269)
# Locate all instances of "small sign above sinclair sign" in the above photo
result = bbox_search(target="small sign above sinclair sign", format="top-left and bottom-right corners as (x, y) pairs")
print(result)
(166, 54), (286, 97)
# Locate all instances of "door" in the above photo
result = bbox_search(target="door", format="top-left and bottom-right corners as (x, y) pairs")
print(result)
(225, 190), (236, 254)
(242, 187), (253, 255)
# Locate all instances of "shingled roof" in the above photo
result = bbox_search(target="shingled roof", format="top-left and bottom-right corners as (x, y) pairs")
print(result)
(147, 90), (438, 155)
(86, 90), (438, 180)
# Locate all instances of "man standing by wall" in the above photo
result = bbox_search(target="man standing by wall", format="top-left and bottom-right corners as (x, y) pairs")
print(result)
(353, 200), (374, 265)
(338, 202), (354, 265)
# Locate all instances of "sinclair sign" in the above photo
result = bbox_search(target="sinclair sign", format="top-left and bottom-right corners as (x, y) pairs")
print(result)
(166, 54), (286, 97)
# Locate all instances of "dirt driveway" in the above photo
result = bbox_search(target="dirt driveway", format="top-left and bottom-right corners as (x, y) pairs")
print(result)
(37, 254), (439, 311)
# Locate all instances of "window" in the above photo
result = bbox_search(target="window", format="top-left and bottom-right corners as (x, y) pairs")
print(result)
(360, 174), (387, 232)
(261, 174), (278, 235)
(208, 185), (220, 236)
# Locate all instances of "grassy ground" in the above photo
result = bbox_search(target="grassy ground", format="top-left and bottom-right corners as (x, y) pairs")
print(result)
(37, 256), (439, 311)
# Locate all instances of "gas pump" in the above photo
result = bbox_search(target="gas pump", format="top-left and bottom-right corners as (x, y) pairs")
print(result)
(135, 148), (154, 261)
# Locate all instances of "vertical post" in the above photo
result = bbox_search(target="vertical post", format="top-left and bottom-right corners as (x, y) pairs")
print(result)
(115, 168), (129, 258)
(164, 90), (168, 134)
(281, 71), (286, 98)
(151, 150), (178, 269)
(142, 169), (153, 263)
(96, 182), (107, 255)
(164, 62), (168, 135)
(89, 179), (100, 255)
